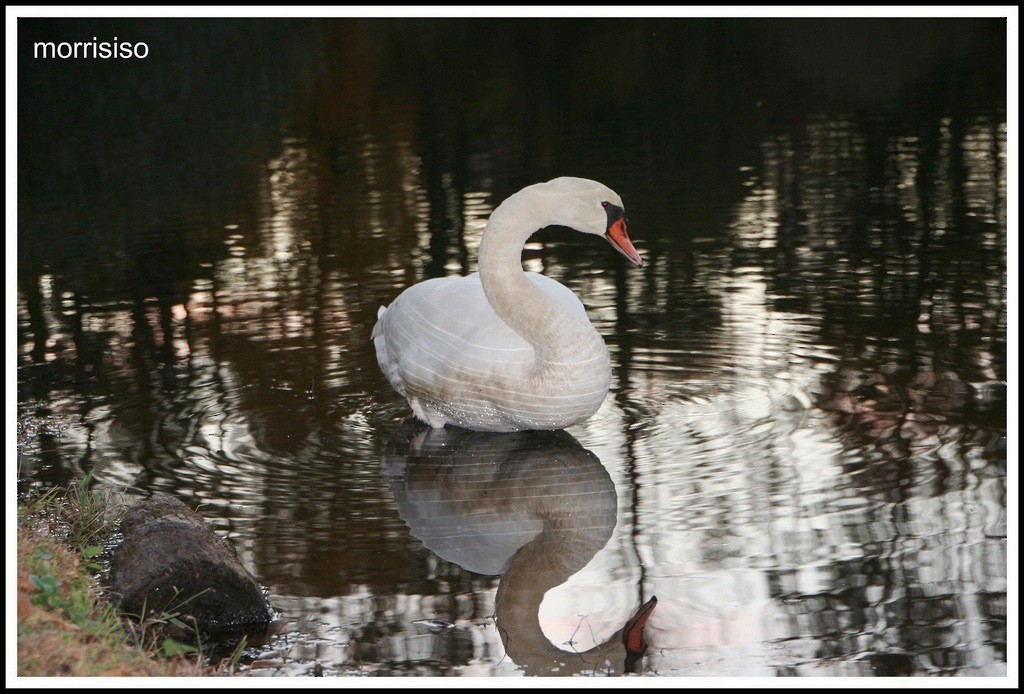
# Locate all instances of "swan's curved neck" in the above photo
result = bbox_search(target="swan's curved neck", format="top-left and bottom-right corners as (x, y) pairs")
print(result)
(477, 188), (601, 367)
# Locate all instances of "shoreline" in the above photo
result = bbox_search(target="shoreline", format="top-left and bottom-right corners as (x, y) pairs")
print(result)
(16, 481), (236, 677)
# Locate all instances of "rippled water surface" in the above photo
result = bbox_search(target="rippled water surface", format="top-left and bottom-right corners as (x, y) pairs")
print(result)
(17, 19), (1007, 676)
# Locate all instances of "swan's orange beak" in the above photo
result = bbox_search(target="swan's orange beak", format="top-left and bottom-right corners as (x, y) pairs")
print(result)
(606, 218), (643, 267)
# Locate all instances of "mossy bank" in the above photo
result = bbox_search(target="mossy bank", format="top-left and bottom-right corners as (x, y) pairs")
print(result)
(16, 481), (237, 677)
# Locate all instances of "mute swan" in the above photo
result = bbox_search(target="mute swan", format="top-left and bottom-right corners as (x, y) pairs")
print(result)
(372, 177), (642, 432)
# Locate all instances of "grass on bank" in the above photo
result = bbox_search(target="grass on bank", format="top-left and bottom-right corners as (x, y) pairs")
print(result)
(16, 477), (242, 677)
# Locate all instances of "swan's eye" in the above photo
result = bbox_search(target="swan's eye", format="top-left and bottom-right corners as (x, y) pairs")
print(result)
(601, 201), (609, 208)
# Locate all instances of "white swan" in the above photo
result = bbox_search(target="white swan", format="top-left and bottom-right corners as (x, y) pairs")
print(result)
(372, 177), (642, 432)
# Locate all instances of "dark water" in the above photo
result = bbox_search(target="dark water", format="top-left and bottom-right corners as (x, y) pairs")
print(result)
(17, 19), (1007, 676)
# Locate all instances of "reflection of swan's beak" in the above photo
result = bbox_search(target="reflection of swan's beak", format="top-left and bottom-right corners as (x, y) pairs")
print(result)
(605, 218), (643, 267)
(623, 595), (658, 673)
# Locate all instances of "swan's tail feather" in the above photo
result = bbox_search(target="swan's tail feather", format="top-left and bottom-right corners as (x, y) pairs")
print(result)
(372, 303), (406, 397)
(371, 305), (387, 340)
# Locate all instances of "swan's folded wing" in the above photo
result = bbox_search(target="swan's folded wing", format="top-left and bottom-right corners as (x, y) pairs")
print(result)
(380, 275), (530, 377)
(373, 273), (588, 398)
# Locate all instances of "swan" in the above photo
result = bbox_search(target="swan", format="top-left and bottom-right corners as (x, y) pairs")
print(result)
(372, 177), (642, 432)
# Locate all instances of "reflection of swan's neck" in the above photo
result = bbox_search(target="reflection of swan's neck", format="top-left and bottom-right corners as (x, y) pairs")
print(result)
(477, 187), (606, 371)
(494, 500), (621, 674)
(385, 422), (622, 674)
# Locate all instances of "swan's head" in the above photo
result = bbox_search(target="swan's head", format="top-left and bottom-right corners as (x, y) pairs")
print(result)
(538, 177), (643, 267)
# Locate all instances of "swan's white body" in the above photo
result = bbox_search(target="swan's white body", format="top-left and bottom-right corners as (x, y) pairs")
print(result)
(372, 177), (640, 432)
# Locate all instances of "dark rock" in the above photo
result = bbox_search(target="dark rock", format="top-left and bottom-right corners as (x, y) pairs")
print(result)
(110, 492), (273, 636)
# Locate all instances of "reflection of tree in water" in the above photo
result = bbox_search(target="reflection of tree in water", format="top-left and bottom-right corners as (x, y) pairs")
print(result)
(628, 107), (1005, 674)
(758, 371), (1004, 674)
(727, 113), (1006, 675)
(739, 113), (1006, 384)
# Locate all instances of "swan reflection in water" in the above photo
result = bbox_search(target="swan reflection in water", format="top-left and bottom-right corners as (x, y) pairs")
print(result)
(382, 420), (655, 675)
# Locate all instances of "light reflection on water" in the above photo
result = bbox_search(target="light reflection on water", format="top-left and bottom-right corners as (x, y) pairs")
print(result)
(17, 20), (1006, 677)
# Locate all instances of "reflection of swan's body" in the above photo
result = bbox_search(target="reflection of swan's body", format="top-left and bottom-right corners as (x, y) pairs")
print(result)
(383, 420), (646, 675)
(372, 177), (642, 432)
